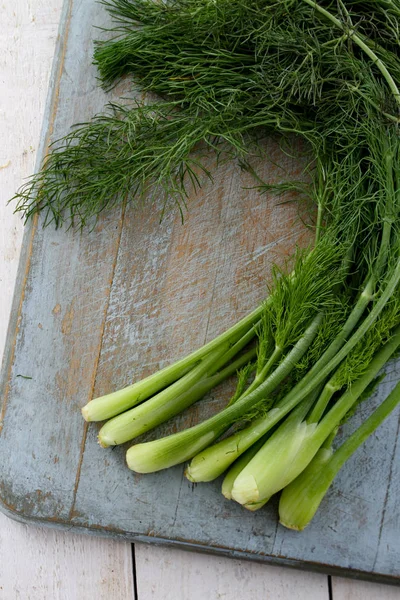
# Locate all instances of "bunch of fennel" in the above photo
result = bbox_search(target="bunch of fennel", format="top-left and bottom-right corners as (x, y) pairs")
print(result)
(12, 0), (400, 527)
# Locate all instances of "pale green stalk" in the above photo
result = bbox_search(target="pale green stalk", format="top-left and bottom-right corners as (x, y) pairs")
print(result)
(237, 345), (283, 400)
(231, 326), (400, 506)
(126, 314), (323, 473)
(221, 434), (270, 500)
(244, 428), (336, 512)
(231, 394), (319, 505)
(82, 304), (262, 421)
(98, 342), (256, 446)
(307, 381), (338, 423)
(186, 286), (373, 482)
(280, 379), (400, 530)
(221, 385), (324, 500)
(279, 445), (334, 528)
(186, 257), (400, 482)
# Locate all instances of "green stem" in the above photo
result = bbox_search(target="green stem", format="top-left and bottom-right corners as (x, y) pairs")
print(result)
(279, 378), (400, 531)
(375, 149), (395, 276)
(277, 278), (373, 404)
(186, 286), (373, 481)
(312, 326), (400, 450)
(125, 314), (323, 473)
(232, 327), (400, 506)
(206, 324), (257, 375)
(230, 392), (322, 505)
(329, 381), (400, 472)
(315, 200), (324, 245)
(221, 433), (270, 500)
(240, 345), (283, 400)
(185, 257), (400, 482)
(288, 258), (400, 402)
(279, 446), (334, 531)
(82, 304), (262, 421)
(314, 160), (326, 245)
(307, 382), (338, 423)
(346, 83), (400, 123)
(303, 0), (400, 108)
(321, 426), (338, 450)
(98, 329), (257, 446)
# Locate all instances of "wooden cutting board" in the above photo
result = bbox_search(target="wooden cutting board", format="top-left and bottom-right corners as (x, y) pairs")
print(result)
(1, 0), (399, 585)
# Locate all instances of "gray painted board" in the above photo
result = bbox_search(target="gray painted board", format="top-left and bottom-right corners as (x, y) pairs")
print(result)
(0, 0), (399, 585)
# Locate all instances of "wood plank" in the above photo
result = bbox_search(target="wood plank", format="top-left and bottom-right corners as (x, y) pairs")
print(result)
(135, 544), (329, 600)
(0, 518), (133, 599)
(0, 1), (134, 598)
(0, 0), (124, 525)
(332, 578), (400, 600)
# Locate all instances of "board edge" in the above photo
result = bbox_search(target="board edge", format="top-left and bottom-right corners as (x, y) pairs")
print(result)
(0, 0), (75, 429)
(0, 495), (399, 587)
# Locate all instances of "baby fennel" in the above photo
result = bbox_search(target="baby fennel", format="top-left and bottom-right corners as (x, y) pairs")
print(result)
(9, 0), (400, 523)
(231, 323), (400, 507)
(279, 378), (400, 530)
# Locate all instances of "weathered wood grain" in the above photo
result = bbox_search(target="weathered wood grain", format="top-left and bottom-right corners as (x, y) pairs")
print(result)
(135, 544), (329, 600)
(71, 139), (313, 551)
(0, 520), (133, 600)
(0, 0), (126, 524)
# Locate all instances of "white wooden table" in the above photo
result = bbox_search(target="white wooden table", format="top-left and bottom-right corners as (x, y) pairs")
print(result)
(0, 2), (399, 598)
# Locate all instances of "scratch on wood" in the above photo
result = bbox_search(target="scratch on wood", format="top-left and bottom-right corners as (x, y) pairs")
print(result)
(0, 0), (74, 436)
(246, 229), (303, 264)
(47, 1), (75, 143)
(203, 266), (220, 345)
(171, 469), (185, 528)
(61, 300), (75, 334)
(0, 214), (38, 436)
(68, 421), (89, 520)
(372, 413), (400, 570)
(270, 516), (281, 557)
(68, 202), (127, 519)
(202, 180), (232, 344)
